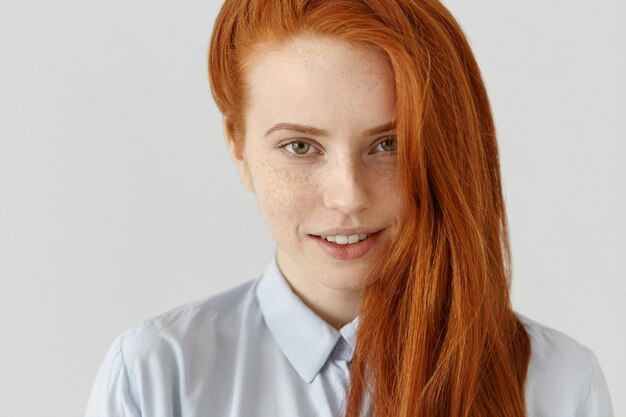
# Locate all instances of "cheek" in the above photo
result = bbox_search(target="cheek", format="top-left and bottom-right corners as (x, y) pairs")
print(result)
(369, 164), (403, 212)
(251, 160), (317, 230)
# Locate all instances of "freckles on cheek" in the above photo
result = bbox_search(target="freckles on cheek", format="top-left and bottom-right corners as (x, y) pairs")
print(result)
(369, 164), (402, 205)
(255, 163), (315, 228)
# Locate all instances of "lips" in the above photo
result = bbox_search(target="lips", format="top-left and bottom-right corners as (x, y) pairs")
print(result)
(309, 230), (383, 261)
(313, 227), (382, 237)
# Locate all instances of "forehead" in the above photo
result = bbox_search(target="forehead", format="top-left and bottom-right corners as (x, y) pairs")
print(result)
(243, 35), (396, 132)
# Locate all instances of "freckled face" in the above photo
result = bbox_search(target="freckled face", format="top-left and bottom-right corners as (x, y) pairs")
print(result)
(231, 35), (402, 292)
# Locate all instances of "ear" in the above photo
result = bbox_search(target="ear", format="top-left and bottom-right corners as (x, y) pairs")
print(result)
(224, 118), (254, 192)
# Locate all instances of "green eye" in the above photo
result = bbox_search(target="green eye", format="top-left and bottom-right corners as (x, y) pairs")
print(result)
(288, 141), (314, 155)
(376, 137), (397, 152)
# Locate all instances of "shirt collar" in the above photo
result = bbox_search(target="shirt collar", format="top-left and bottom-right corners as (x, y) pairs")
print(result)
(255, 256), (360, 384)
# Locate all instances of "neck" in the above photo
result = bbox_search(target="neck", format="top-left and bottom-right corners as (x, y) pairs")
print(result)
(275, 251), (362, 330)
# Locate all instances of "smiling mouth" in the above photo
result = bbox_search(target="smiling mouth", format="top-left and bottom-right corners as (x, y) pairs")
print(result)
(319, 233), (370, 244)
(309, 230), (383, 260)
(309, 230), (383, 245)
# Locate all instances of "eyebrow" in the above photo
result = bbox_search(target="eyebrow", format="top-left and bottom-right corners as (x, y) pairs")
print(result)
(264, 121), (396, 137)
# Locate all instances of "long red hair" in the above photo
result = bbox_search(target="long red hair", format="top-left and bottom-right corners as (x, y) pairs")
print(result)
(208, 1), (531, 416)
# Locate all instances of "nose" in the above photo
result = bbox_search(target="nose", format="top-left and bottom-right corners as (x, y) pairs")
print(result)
(322, 156), (370, 215)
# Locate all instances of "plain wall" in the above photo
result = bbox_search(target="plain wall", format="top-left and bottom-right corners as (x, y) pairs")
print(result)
(0, 0), (623, 415)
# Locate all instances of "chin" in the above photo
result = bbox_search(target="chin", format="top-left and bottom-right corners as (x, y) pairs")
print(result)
(316, 268), (372, 291)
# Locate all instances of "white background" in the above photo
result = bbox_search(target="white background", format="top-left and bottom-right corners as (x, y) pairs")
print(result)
(0, 0), (624, 416)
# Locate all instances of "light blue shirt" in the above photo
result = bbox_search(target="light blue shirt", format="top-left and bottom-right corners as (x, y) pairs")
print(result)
(86, 257), (613, 417)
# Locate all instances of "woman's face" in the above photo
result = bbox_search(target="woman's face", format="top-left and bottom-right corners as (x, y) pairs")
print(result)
(230, 35), (402, 294)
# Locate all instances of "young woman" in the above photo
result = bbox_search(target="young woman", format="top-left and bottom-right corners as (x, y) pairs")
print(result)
(86, 1), (614, 416)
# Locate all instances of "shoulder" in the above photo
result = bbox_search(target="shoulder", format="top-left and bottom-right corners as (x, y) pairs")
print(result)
(517, 313), (591, 372)
(516, 313), (614, 417)
(86, 279), (261, 416)
(119, 279), (258, 371)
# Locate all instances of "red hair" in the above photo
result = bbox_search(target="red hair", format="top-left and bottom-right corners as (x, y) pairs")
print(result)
(208, 1), (531, 416)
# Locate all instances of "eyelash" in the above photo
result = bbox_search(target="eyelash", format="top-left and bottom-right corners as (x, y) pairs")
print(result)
(279, 136), (397, 157)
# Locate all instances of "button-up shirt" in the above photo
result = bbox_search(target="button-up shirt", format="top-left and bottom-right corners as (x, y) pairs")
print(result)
(85, 257), (613, 417)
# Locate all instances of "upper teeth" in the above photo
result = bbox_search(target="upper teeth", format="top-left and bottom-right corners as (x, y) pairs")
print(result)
(325, 233), (369, 244)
